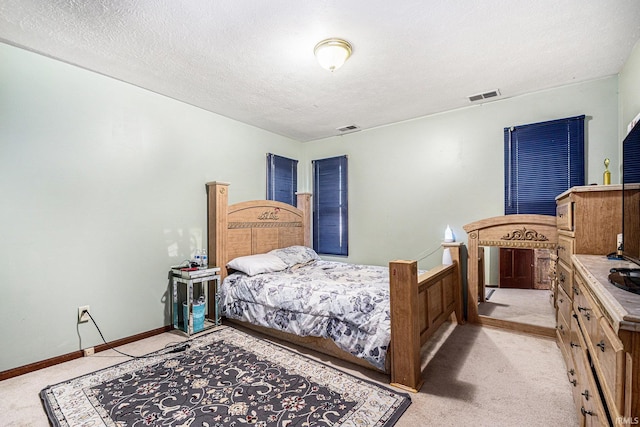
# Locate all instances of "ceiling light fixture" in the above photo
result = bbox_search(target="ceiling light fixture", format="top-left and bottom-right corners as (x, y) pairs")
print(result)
(314, 38), (352, 72)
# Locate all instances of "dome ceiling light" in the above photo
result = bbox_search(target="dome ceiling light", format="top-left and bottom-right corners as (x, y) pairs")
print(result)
(314, 38), (353, 72)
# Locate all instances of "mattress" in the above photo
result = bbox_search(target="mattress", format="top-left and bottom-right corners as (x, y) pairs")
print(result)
(219, 260), (391, 370)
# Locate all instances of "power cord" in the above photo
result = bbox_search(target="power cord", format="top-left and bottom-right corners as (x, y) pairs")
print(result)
(83, 310), (190, 358)
(415, 245), (442, 262)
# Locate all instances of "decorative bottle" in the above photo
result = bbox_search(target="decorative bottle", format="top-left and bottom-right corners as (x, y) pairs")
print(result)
(201, 249), (208, 269)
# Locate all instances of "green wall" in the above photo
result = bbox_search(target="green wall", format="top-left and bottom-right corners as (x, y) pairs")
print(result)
(1, 36), (638, 372)
(0, 43), (303, 371)
(302, 78), (620, 269)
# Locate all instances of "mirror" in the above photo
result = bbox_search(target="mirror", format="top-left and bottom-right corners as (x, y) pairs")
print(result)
(463, 215), (558, 337)
(476, 246), (555, 330)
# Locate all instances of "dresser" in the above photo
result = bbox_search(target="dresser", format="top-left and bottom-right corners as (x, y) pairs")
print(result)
(569, 256), (640, 426)
(555, 185), (640, 426)
(555, 185), (623, 335)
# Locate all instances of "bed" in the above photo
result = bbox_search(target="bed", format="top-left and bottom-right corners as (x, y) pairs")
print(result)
(205, 181), (464, 392)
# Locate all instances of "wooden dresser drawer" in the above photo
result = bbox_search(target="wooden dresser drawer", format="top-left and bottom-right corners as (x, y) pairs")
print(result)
(557, 234), (575, 265)
(557, 286), (572, 327)
(573, 278), (601, 347)
(571, 315), (609, 426)
(569, 315), (585, 412)
(594, 317), (625, 416)
(556, 199), (573, 231)
(557, 260), (573, 298)
(556, 305), (571, 357)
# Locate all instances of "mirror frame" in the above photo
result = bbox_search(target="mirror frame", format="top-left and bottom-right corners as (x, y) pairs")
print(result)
(463, 215), (557, 336)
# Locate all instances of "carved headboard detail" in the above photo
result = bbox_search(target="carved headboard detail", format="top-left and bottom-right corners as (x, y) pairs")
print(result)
(206, 181), (311, 280)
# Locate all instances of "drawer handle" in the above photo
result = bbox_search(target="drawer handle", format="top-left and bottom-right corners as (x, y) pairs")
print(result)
(581, 407), (594, 417)
(573, 287), (580, 296)
(570, 379), (577, 386)
(568, 369), (575, 376)
(596, 340), (605, 352)
(582, 390), (591, 401)
(577, 306), (591, 321)
(559, 298), (564, 304)
(570, 341), (580, 348)
(558, 245), (566, 252)
(559, 272), (565, 283)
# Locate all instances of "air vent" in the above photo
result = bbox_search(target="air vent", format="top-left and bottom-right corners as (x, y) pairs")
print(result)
(468, 89), (501, 102)
(337, 124), (360, 133)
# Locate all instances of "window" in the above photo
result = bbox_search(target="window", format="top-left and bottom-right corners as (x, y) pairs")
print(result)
(504, 115), (585, 216)
(266, 153), (298, 206)
(313, 155), (348, 256)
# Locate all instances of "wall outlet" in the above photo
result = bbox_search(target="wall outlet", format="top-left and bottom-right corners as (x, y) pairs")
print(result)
(83, 347), (95, 357)
(78, 305), (90, 323)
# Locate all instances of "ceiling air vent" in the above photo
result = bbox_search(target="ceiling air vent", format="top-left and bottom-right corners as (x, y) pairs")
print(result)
(468, 89), (501, 102)
(337, 124), (360, 134)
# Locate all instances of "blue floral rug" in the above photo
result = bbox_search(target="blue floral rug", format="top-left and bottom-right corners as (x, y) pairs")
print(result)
(41, 326), (410, 426)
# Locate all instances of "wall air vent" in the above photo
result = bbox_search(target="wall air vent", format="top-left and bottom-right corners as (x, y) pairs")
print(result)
(337, 124), (360, 134)
(468, 89), (501, 102)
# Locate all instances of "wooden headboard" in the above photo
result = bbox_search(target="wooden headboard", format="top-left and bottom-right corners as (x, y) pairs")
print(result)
(206, 181), (311, 280)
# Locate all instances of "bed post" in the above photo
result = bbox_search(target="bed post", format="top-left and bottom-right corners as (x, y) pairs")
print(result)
(389, 260), (423, 393)
(443, 242), (464, 324)
(206, 181), (229, 281)
(296, 192), (312, 247)
(465, 226), (480, 323)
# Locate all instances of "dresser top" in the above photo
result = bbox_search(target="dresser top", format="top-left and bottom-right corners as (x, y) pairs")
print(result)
(556, 183), (640, 200)
(556, 184), (623, 200)
(573, 254), (640, 332)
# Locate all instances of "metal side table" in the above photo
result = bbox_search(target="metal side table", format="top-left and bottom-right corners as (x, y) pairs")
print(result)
(170, 266), (221, 336)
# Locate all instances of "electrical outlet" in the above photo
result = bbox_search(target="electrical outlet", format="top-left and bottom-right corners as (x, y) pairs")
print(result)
(83, 347), (95, 357)
(78, 305), (90, 323)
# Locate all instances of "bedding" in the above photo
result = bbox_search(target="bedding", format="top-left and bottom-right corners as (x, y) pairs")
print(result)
(268, 245), (320, 268)
(220, 257), (393, 371)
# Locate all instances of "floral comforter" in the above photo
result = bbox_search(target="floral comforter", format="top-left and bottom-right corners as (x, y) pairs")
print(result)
(220, 260), (391, 371)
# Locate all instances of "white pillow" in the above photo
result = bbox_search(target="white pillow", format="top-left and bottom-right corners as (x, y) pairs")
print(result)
(226, 253), (288, 276)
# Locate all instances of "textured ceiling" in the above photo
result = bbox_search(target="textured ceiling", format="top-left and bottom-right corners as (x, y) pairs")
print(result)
(2, 0), (640, 142)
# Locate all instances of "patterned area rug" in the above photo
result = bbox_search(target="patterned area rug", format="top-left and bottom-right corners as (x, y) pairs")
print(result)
(41, 326), (410, 426)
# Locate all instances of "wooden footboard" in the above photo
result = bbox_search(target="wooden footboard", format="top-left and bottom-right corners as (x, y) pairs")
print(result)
(389, 242), (464, 392)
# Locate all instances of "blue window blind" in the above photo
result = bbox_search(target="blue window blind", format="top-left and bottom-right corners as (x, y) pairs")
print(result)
(266, 153), (298, 206)
(623, 122), (640, 184)
(504, 115), (585, 216)
(313, 155), (348, 256)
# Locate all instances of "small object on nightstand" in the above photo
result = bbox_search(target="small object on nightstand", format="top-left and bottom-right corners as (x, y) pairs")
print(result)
(201, 249), (208, 268)
(444, 225), (455, 242)
(603, 158), (611, 185)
